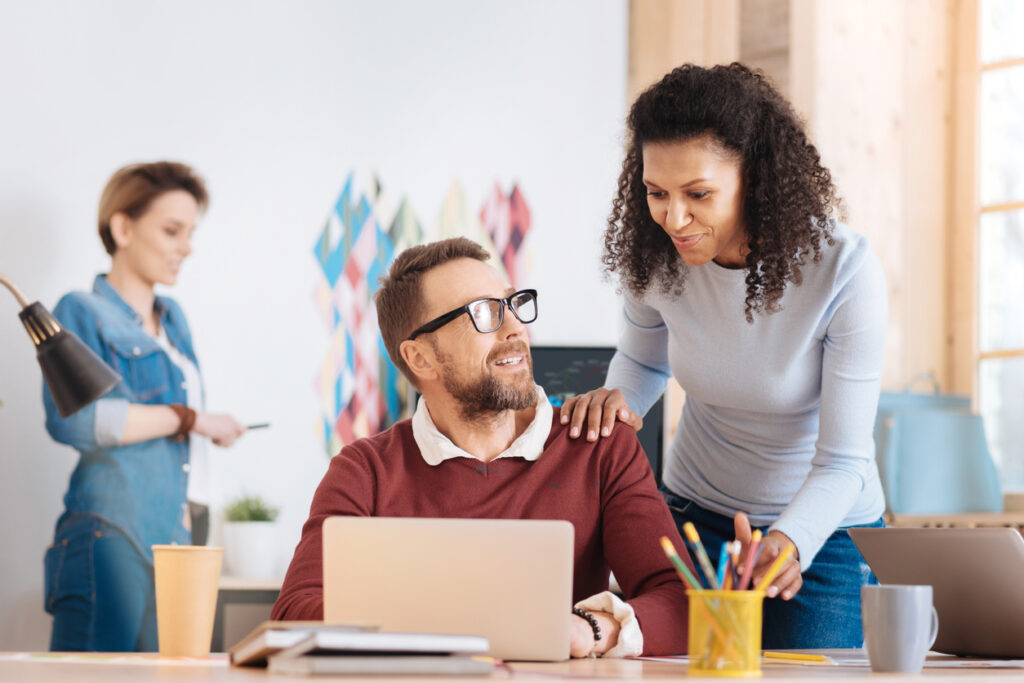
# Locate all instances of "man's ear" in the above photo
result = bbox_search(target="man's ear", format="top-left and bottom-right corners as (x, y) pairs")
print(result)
(109, 212), (133, 250)
(400, 339), (439, 384)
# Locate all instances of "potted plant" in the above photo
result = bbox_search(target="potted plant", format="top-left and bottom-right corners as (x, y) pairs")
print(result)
(222, 494), (281, 579)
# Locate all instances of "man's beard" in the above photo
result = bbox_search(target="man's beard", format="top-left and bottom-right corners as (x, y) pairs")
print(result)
(435, 342), (537, 420)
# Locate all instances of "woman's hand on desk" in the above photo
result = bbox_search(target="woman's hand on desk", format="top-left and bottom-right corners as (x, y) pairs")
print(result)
(734, 513), (803, 600)
(193, 412), (246, 447)
(560, 388), (642, 441)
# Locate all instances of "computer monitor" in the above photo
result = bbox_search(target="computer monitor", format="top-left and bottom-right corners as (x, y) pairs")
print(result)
(530, 345), (664, 484)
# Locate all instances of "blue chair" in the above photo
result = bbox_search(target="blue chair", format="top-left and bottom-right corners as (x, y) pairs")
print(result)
(873, 374), (971, 466)
(878, 409), (1002, 515)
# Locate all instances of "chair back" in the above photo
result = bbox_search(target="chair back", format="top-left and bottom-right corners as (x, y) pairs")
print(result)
(879, 409), (1002, 514)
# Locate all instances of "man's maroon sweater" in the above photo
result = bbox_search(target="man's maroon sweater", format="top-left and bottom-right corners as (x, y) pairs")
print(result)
(271, 413), (693, 655)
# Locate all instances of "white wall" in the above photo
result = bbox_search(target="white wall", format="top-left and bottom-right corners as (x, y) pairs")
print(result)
(0, 0), (628, 649)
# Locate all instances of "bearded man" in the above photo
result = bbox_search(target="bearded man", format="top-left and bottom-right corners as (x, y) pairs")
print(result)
(272, 238), (691, 658)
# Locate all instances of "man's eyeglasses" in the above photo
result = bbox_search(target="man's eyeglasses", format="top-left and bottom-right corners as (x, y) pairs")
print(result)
(407, 289), (538, 340)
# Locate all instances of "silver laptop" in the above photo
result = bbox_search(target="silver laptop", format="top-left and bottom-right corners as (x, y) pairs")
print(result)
(851, 526), (1024, 657)
(322, 517), (574, 661)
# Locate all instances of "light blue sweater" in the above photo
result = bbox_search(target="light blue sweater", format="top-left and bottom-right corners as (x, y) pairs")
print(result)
(606, 222), (887, 569)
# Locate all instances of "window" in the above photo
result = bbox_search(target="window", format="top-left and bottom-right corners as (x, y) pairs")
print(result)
(976, 0), (1024, 488)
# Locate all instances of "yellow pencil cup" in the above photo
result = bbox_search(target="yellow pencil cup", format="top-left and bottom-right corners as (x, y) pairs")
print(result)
(687, 590), (764, 677)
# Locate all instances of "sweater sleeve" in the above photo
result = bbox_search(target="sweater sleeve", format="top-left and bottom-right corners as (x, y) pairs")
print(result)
(769, 252), (888, 569)
(270, 447), (376, 621)
(598, 426), (694, 655)
(605, 294), (672, 418)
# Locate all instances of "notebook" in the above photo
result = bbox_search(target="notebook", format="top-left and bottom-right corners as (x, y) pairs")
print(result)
(229, 621), (374, 666)
(322, 516), (574, 661)
(850, 526), (1024, 657)
(267, 629), (493, 676)
(268, 654), (495, 676)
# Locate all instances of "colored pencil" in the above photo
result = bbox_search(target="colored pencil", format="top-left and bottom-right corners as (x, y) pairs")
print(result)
(736, 529), (762, 591)
(754, 543), (796, 592)
(659, 537), (741, 660)
(716, 541), (730, 589)
(763, 651), (830, 663)
(729, 541), (742, 589)
(658, 537), (703, 592)
(682, 522), (720, 590)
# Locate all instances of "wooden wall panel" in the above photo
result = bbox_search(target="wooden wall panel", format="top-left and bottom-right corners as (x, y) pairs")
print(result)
(790, 0), (955, 390)
(628, 0), (740, 98)
(950, 0), (979, 397)
(741, 0), (790, 94)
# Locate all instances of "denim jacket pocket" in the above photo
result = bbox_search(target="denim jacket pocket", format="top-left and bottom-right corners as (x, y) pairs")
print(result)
(105, 335), (170, 402)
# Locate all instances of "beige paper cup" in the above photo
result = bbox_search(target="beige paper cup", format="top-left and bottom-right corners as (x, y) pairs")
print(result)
(152, 545), (223, 657)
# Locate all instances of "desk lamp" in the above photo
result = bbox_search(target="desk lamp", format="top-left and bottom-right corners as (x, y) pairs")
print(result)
(1, 274), (120, 418)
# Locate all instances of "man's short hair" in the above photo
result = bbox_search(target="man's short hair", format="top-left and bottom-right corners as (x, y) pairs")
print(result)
(375, 237), (490, 385)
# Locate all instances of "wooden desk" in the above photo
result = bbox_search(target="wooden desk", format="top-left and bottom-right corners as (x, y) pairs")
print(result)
(2, 652), (1023, 681)
(887, 513), (1024, 531)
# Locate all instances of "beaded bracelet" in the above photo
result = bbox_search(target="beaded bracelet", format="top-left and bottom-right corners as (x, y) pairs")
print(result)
(572, 606), (602, 643)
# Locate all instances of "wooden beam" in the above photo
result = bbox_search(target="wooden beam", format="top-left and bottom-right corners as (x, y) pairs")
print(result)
(978, 349), (1024, 361)
(981, 56), (1024, 71)
(980, 201), (1024, 214)
(948, 0), (980, 398)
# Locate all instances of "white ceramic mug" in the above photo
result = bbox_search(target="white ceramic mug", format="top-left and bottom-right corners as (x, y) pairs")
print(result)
(861, 584), (939, 673)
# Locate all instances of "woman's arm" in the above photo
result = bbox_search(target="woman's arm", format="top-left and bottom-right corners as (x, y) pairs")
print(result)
(768, 250), (888, 572)
(120, 404), (245, 447)
(561, 293), (672, 440)
(43, 293), (245, 450)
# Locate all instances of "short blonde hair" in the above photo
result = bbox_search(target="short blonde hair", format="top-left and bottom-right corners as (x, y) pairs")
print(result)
(97, 161), (209, 255)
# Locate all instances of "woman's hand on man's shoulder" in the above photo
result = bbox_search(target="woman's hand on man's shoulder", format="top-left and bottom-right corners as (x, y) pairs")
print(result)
(559, 388), (642, 441)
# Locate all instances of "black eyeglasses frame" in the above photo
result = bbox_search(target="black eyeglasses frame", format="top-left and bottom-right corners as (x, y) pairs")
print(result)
(406, 289), (538, 341)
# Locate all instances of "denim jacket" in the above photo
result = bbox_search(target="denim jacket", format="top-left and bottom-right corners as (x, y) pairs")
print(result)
(44, 275), (198, 563)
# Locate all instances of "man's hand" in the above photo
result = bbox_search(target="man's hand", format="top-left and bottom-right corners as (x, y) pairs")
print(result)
(568, 610), (621, 658)
(733, 513), (802, 600)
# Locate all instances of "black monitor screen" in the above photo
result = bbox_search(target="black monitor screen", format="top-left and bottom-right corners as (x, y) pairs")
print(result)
(530, 345), (664, 484)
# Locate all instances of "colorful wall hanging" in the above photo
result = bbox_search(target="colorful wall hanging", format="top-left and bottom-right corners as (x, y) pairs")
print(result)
(313, 173), (532, 456)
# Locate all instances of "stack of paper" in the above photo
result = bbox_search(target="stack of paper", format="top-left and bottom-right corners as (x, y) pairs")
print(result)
(229, 621), (374, 667)
(267, 629), (493, 676)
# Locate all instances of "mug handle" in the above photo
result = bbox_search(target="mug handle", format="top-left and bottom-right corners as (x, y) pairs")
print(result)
(927, 606), (939, 649)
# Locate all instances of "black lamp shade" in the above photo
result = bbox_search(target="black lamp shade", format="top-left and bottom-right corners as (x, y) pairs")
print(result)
(19, 302), (121, 418)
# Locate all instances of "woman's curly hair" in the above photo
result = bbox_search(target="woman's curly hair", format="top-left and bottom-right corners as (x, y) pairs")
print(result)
(604, 62), (842, 322)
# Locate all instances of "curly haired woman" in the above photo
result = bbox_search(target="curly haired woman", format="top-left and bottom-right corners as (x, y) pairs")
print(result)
(561, 63), (887, 648)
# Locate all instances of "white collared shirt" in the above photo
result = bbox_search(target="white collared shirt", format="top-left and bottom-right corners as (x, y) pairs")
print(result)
(412, 386), (553, 465)
(409, 385), (644, 657)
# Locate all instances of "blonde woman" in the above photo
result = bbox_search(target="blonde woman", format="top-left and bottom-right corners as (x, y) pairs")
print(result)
(42, 162), (245, 651)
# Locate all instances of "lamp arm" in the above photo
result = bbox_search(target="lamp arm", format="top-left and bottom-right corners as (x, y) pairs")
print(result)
(0, 274), (30, 308)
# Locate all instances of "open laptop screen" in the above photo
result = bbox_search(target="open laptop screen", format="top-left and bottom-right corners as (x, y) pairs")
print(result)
(850, 526), (1024, 658)
(323, 517), (574, 661)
